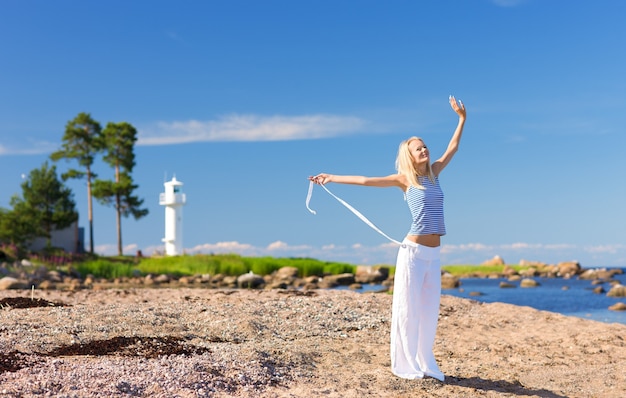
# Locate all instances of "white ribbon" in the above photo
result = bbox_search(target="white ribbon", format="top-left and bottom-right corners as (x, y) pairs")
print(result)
(306, 180), (401, 245)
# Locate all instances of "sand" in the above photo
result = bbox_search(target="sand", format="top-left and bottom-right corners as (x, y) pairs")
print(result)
(1, 288), (625, 397)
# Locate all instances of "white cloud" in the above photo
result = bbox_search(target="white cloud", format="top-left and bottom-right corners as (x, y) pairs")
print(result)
(137, 114), (367, 146)
(584, 244), (626, 254)
(0, 140), (59, 156)
(188, 241), (254, 253)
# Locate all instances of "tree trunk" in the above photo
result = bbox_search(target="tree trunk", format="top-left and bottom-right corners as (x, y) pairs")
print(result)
(87, 167), (94, 254)
(115, 164), (122, 256)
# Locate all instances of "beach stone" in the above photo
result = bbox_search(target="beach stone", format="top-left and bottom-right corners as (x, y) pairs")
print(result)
(0, 277), (28, 290)
(608, 302), (626, 311)
(154, 274), (170, 284)
(355, 266), (389, 283)
(482, 255), (505, 266)
(47, 270), (63, 283)
(274, 266), (299, 281)
(20, 259), (33, 267)
(321, 273), (355, 287)
(520, 278), (540, 288)
(266, 281), (290, 290)
(557, 261), (581, 277)
(606, 284), (626, 297)
(441, 274), (460, 289)
(519, 268), (538, 277)
(222, 275), (238, 287)
(38, 280), (56, 290)
(502, 265), (518, 277)
(237, 272), (265, 289)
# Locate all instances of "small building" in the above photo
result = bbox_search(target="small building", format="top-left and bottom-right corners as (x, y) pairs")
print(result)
(28, 220), (85, 253)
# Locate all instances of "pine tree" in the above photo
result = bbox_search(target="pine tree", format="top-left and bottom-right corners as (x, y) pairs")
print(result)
(50, 112), (103, 253)
(9, 162), (78, 248)
(93, 121), (149, 256)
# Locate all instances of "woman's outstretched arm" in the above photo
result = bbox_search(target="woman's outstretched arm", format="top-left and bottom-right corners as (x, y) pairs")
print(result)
(432, 95), (467, 176)
(309, 173), (407, 190)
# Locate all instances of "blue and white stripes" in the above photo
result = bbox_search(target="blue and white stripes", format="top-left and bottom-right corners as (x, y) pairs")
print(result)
(405, 177), (446, 236)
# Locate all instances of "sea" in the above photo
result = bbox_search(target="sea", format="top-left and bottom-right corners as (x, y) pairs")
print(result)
(340, 269), (626, 325)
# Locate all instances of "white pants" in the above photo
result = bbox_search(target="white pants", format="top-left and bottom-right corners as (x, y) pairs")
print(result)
(390, 238), (444, 381)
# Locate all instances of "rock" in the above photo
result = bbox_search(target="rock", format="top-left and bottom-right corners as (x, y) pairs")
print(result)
(519, 268), (538, 277)
(502, 265), (518, 277)
(608, 302), (626, 311)
(274, 267), (299, 282)
(592, 286), (605, 294)
(0, 276), (28, 290)
(441, 274), (460, 289)
(266, 281), (290, 290)
(482, 255), (505, 266)
(469, 291), (484, 296)
(321, 273), (355, 287)
(20, 259), (33, 267)
(520, 278), (540, 288)
(355, 266), (389, 284)
(499, 282), (516, 288)
(237, 272), (265, 289)
(154, 274), (170, 284)
(222, 276), (238, 287)
(557, 261), (581, 277)
(38, 280), (56, 290)
(606, 284), (626, 298)
(303, 276), (320, 284)
(47, 270), (63, 283)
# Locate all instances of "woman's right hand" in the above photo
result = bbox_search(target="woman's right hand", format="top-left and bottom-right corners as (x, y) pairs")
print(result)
(309, 173), (332, 185)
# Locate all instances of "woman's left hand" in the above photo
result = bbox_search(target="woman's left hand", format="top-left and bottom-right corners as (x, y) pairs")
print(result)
(449, 95), (466, 119)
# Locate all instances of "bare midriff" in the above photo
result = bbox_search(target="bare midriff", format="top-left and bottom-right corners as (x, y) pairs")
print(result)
(405, 234), (441, 247)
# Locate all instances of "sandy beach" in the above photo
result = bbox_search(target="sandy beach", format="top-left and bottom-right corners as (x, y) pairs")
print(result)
(1, 288), (625, 397)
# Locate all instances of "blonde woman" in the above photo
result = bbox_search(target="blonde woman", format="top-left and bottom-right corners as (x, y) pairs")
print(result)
(309, 96), (466, 381)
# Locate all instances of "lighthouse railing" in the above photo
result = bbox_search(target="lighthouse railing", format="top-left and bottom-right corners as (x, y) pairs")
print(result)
(159, 193), (187, 205)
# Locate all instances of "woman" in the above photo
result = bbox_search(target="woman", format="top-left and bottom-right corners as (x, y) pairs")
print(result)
(309, 96), (466, 381)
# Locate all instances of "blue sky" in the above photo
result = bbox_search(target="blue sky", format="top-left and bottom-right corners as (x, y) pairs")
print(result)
(1, 0), (625, 267)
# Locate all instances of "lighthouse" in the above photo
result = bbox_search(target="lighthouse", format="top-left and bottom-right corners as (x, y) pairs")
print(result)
(159, 176), (186, 256)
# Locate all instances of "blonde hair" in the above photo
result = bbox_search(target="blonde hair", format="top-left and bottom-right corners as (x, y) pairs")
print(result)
(395, 136), (435, 189)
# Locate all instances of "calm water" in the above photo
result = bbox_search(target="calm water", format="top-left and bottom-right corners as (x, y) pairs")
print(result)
(343, 270), (626, 325)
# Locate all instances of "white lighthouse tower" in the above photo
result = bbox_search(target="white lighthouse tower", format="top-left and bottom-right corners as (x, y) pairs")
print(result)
(159, 176), (186, 256)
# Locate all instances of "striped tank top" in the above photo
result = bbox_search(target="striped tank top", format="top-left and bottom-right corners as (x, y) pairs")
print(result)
(405, 176), (446, 236)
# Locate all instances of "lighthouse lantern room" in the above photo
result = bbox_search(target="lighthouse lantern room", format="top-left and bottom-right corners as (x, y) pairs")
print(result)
(159, 176), (186, 256)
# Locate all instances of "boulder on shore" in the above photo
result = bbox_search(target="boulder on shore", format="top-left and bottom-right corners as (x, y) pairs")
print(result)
(482, 255), (505, 266)
(607, 284), (626, 298)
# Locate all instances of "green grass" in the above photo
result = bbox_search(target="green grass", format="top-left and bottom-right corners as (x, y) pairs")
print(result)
(31, 251), (531, 280)
(442, 264), (531, 276)
(74, 259), (136, 279)
(70, 253), (360, 280)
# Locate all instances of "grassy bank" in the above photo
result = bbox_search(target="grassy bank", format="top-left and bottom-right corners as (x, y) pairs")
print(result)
(72, 254), (359, 280)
